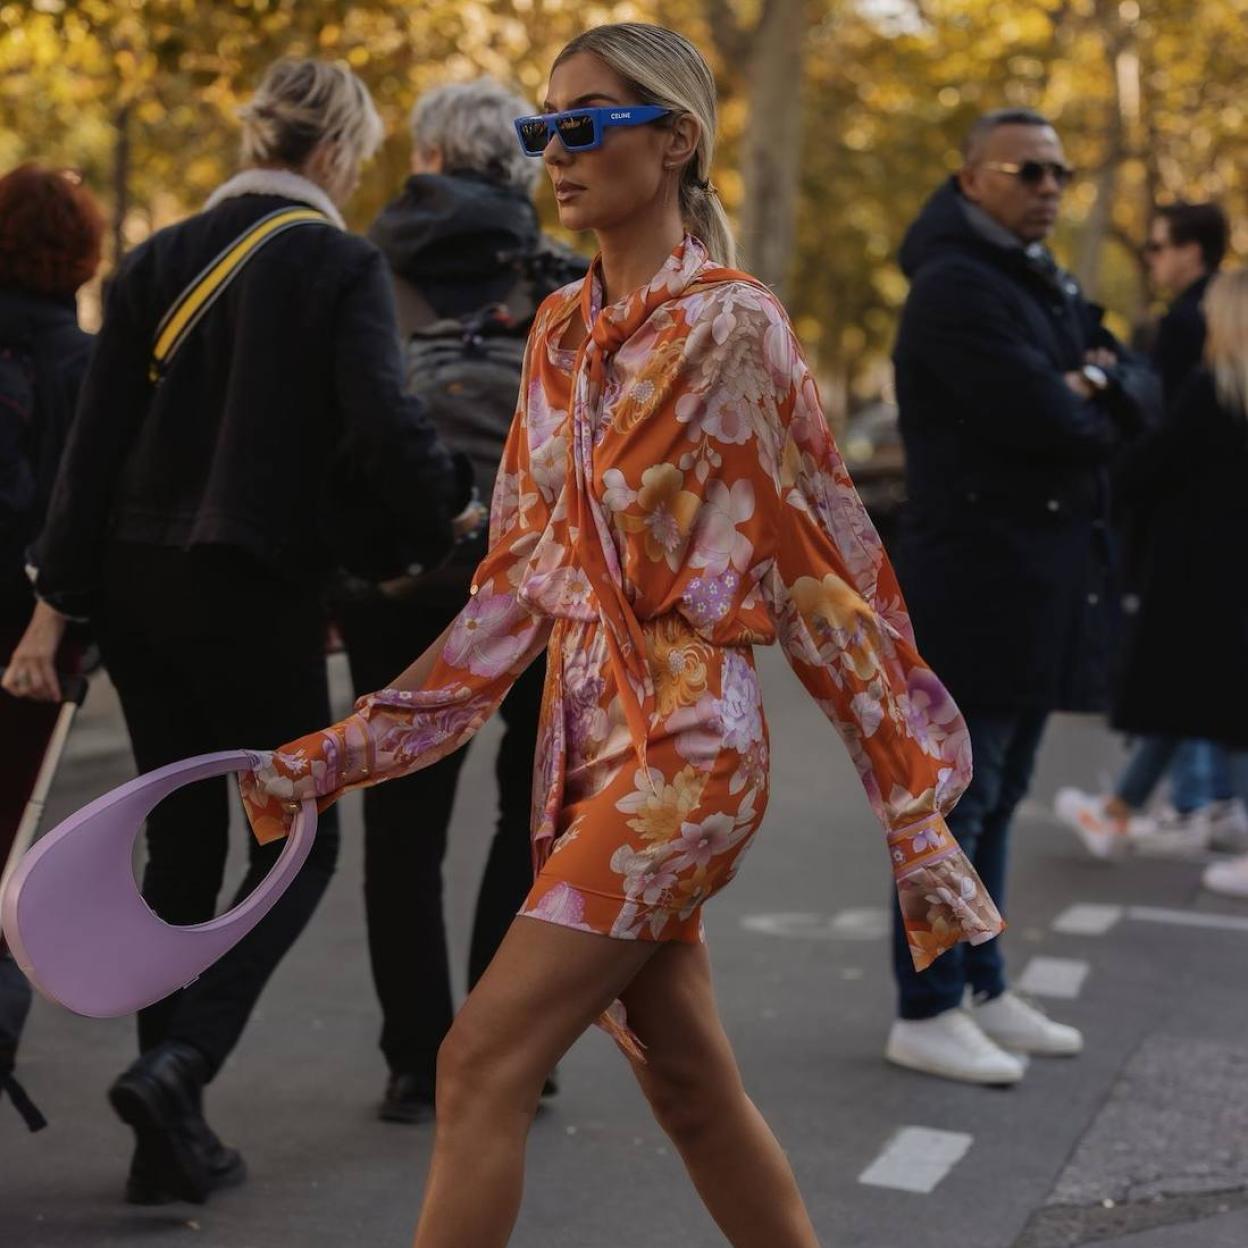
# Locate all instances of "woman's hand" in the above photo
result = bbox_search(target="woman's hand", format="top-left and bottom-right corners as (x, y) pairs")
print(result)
(2, 601), (69, 702)
(238, 748), (322, 845)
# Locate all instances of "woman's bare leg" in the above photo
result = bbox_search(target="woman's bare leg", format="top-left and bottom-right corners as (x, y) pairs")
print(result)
(411, 916), (659, 1248)
(620, 941), (822, 1248)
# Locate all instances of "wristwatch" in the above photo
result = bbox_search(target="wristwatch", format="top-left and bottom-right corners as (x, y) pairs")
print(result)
(1081, 363), (1110, 393)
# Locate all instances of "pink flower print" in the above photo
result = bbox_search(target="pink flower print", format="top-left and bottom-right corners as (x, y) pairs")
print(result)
(690, 479), (756, 577)
(680, 569), (740, 631)
(715, 651), (764, 753)
(600, 467), (636, 512)
(611, 845), (680, 906)
(764, 315), (801, 387)
(909, 825), (946, 855)
(898, 667), (964, 759)
(522, 881), (596, 932)
(672, 812), (738, 871)
(443, 587), (529, 678)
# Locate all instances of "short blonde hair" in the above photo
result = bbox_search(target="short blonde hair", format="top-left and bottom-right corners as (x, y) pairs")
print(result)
(410, 77), (539, 193)
(1204, 268), (1248, 419)
(239, 58), (384, 190)
(552, 24), (735, 268)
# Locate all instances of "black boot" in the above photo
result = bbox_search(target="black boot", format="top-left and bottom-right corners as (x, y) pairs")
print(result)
(379, 1071), (436, 1124)
(124, 1113), (247, 1205)
(109, 1041), (243, 1205)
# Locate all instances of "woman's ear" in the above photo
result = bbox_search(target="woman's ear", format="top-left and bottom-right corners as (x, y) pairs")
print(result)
(664, 113), (701, 173)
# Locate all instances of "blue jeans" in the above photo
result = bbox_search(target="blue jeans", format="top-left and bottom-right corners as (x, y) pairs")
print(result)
(1115, 736), (1233, 813)
(891, 707), (1048, 1020)
(1171, 740), (1233, 812)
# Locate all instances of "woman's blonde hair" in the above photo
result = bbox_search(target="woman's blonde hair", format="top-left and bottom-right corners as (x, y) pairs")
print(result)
(553, 24), (736, 268)
(239, 58), (384, 192)
(1204, 268), (1248, 419)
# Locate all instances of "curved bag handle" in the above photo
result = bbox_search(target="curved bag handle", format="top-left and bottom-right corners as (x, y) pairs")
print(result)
(0, 751), (316, 1019)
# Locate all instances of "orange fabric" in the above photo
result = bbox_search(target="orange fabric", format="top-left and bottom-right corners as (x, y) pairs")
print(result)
(240, 237), (1005, 998)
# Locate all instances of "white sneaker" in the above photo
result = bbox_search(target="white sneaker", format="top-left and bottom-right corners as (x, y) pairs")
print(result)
(1054, 788), (1132, 859)
(1129, 805), (1211, 858)
(886, 1010), (1025, 1085)
(971, 990), (1083, 1056)
(1202, 853), (1248, 899)
(1208, 800), (1248, 854)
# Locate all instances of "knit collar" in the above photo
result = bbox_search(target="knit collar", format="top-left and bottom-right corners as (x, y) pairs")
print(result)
(204, 169), (346, 229)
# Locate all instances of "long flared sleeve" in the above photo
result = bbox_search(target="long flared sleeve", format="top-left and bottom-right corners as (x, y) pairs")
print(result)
(240, 347), (554, 845)
(754, 297), (1005, 970)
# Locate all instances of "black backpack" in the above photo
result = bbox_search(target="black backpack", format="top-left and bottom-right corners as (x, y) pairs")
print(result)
(394, 241), (586, 596)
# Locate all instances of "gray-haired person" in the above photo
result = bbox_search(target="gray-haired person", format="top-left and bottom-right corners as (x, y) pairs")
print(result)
(333, 76), (587, 1124)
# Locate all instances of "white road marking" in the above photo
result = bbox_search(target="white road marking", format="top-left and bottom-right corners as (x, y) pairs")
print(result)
(740, 908), (889, 941)
(858, 1126), (974, 1194)
(1052, 904), (1124, 935)
(1016, 956), (1090, 999)
(1126, 905), (1248, 934)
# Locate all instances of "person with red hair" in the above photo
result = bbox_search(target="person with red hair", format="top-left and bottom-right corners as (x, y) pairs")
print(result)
(0, 162), (104, 1130)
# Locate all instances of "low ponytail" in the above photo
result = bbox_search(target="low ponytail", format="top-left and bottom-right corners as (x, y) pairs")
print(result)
(680, 178), (737, 269)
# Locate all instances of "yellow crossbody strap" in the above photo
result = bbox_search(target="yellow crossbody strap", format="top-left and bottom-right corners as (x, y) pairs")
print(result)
(149, 206), (329, 383)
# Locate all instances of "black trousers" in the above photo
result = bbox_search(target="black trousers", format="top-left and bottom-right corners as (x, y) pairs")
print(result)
(97, 544), (340, 1080)
(335, 590), (542, 1086)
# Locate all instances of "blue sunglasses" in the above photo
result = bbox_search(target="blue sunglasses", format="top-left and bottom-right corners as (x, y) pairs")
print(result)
(514, 105), (671, 156)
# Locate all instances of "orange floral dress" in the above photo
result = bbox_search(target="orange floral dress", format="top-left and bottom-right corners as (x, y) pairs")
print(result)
(240, 236), (1004, 996)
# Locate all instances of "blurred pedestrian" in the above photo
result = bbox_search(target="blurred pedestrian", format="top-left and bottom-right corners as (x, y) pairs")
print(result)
(1056, 201), (1246, 857)
(888, 108), (1161, 1085)
(3, 58), (479, 1204)
(0, 163), (103, 1129)
(237, 23), (1003, 1245)
(336, 76), (586, 1123)
(1107, 269), (1248, 901)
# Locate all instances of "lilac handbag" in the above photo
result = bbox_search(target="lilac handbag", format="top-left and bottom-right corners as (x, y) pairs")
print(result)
(0, 751), (316, 1018)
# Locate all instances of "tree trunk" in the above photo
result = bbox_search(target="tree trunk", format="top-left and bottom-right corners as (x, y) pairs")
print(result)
(737, 0), (806, 297)
(112, 104), (131, 267)
(1075, 5), (1134, 297)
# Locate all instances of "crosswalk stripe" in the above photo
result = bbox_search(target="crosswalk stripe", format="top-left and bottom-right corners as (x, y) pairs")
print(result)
(1127, 905), (1248, 934)
(1016, 955), (1090, 999)
(1052, 904), (1124, 935)
(858, 1126), (974, 1194)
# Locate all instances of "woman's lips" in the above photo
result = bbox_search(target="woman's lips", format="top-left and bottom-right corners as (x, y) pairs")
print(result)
(555, 183), (586, 203)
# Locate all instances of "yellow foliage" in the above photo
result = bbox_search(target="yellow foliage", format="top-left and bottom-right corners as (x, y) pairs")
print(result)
(0, 0), (1243, 390)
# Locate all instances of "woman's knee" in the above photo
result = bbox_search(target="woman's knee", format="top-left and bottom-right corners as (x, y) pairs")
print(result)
(435, 1014), (540, 1125)
(639, 1051), (741, 1144)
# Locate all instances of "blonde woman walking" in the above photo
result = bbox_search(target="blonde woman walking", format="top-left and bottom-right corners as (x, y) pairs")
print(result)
(240, 26), (1003, 1247)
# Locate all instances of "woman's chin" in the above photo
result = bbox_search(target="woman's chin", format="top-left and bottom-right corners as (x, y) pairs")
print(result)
(555, 203), (596, 233)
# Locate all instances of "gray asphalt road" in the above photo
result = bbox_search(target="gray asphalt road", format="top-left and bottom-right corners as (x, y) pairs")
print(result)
(4, 650), (1247, 1248)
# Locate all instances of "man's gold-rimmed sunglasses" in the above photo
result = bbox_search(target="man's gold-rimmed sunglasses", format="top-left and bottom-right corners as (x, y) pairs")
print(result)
(980, 160), (1075, 189)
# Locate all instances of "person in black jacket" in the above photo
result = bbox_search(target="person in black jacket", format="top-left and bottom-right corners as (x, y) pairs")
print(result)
(1109, 269), (1248, 899)
(1055, 201), (1243, 856)
(0, 163), (103, 1131)
(1146, 202), (1229, 401)
(336, 76), (588, 1125)
(886, 109), (1160, 1086)
(3, 60), (480, 1204)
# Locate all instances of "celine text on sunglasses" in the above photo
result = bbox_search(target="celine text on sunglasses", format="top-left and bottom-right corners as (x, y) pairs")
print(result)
(979, 160), (1075, 189)
(514, 105), (671, 156)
